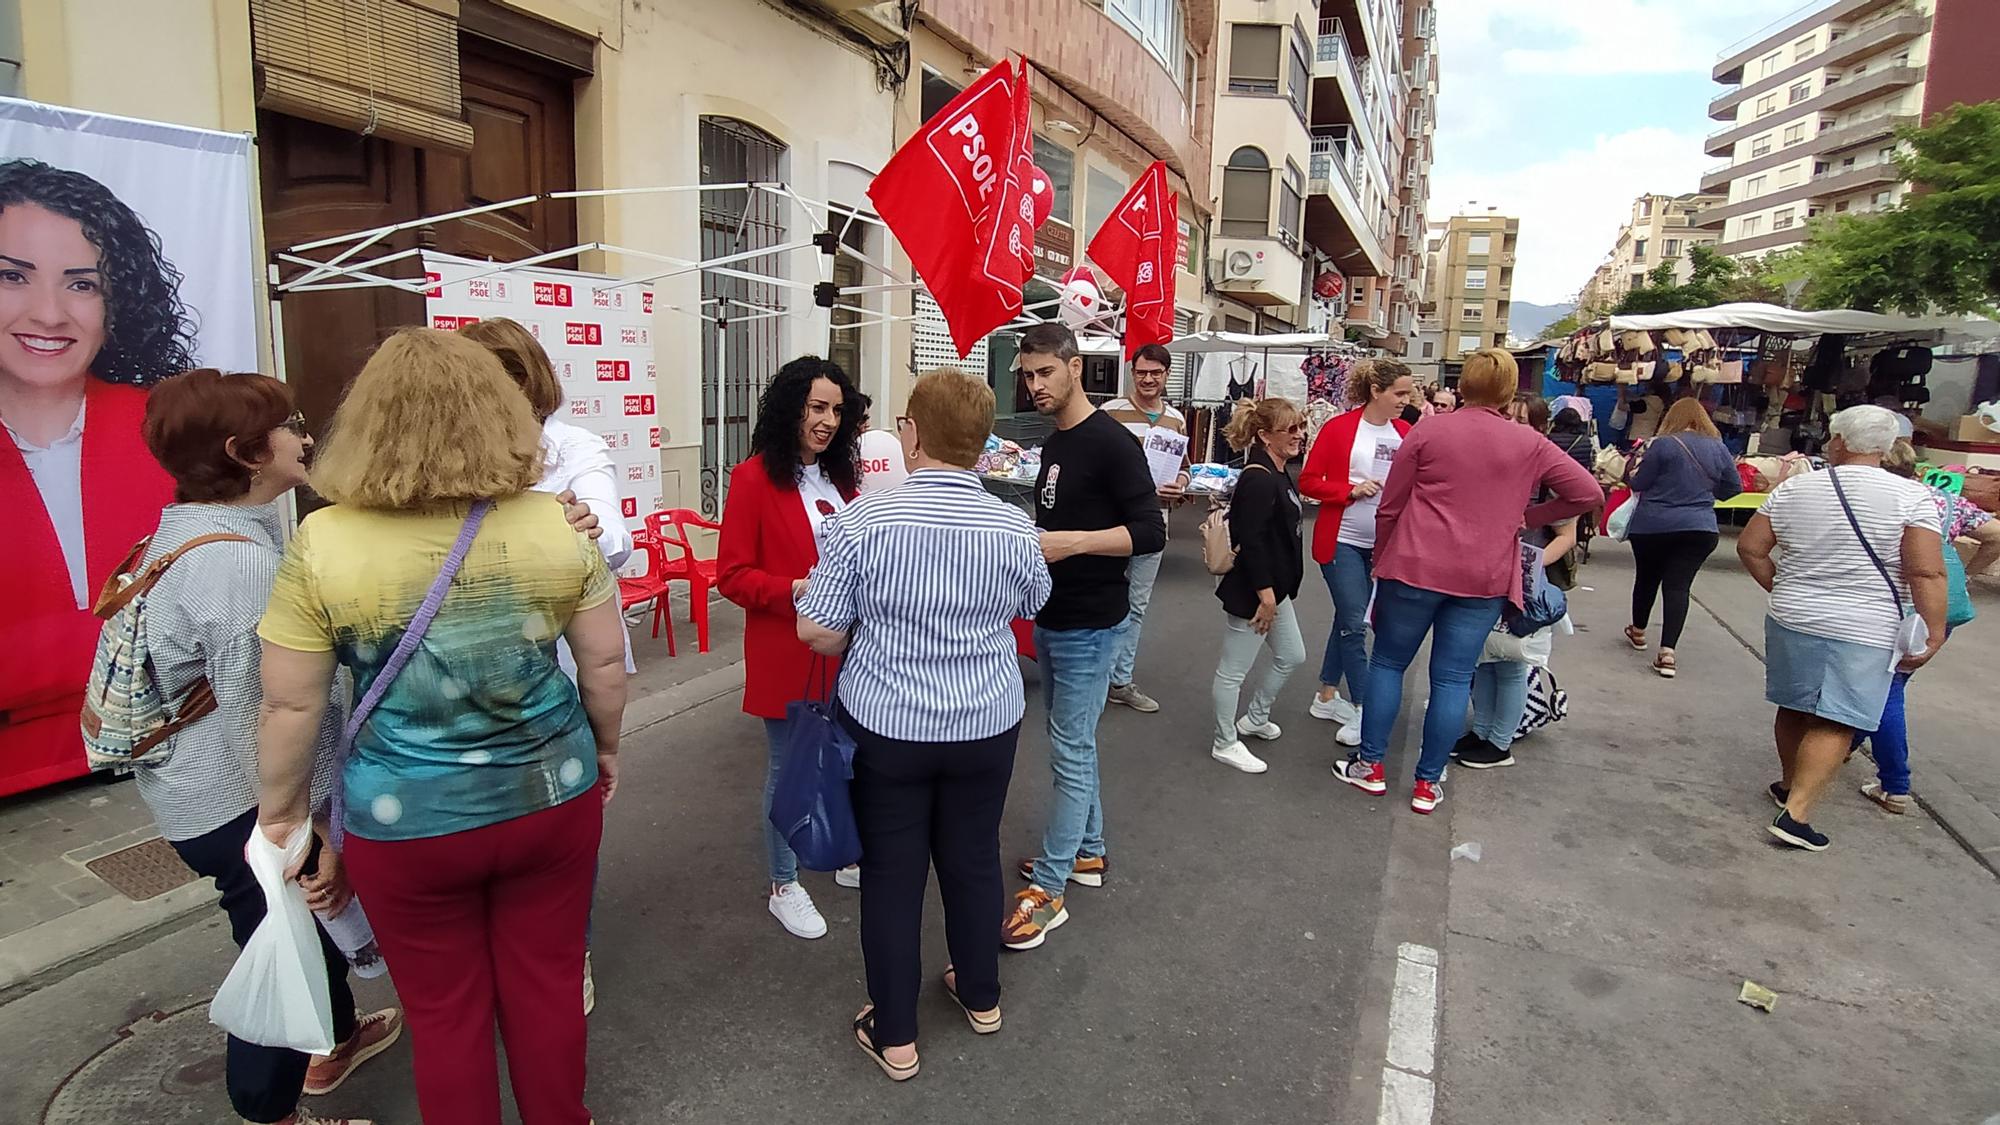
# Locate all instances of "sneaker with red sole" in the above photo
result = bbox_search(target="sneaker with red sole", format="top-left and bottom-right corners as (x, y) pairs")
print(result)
(1335, 756), (1387, 795)
(1411, 779), (1443, 814)
(303, 1008), (404, 1096)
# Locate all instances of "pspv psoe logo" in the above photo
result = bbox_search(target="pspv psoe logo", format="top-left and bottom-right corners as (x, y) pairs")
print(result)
(623, 394), (656, 416)
(533, 281), (574, 307)
(566, 322), (603, 346)
(1040, 464), (1060, 510)
(596, 359), (631, 382)
(431, 315), (478, 331)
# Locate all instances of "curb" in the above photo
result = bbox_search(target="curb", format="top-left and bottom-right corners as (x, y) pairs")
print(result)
(0, 661), (746, 999)
(1691, 590), (2000, 880)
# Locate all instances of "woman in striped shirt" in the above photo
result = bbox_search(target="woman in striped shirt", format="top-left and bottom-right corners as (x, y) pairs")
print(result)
(798, 368), (1052, 1081)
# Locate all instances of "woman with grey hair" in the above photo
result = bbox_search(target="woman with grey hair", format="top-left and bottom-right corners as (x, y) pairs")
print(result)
(1736, 405), (1949, 852)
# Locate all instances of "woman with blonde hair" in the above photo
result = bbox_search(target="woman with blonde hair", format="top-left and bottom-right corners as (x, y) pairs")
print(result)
(255, 328), (629, 1125)
(1623, 396), (1740, 677)
(1298, 360), (1414, 744)
(1337, 349), (1598, 813)
(1207, 397), (1308, 774)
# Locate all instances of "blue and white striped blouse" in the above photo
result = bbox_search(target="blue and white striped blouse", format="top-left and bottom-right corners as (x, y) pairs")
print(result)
(797, 469), (1052, 742)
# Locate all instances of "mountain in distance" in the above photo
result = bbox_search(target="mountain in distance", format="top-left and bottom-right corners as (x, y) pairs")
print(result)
(1510, 301), (1575, 342)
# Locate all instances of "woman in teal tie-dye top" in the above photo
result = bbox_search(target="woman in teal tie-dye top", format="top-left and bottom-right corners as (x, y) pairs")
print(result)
(255, 328), (628, 1125)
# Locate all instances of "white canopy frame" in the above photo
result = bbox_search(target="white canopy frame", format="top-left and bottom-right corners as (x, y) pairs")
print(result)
(269, 181), (1129, 346)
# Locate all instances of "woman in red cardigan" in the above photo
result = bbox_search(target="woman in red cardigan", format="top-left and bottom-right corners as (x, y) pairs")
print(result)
(1297, 359), (1414, 747)
(1, 160), (191, 797)
(717, 356), (863, 940)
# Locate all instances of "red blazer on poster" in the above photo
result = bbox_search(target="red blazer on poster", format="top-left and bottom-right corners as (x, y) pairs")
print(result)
(716, 457), (857, 720)
(0, 381), (174, 796)
(1298, 407), (1411, 566)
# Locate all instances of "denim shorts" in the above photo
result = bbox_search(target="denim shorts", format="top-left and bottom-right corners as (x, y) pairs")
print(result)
(1763, 617), (1895, 731)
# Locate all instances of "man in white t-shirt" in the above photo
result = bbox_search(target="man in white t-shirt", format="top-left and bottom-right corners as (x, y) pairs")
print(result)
(1099, 343), (1189, 713)
(1737, 405), (1947, 853)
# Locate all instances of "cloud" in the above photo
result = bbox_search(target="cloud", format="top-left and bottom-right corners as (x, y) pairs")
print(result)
(1429, 127), (1710, 305)
(1439, 0), (1810, 77)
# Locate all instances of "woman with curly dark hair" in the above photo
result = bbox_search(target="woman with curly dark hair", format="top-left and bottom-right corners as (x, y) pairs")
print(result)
(717, 355), (863, 938)
(0, 159), (198, 796)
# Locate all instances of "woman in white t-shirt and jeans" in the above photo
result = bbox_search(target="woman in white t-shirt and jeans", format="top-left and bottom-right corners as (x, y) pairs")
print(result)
(1299, 359), (1415, 745)
(1737, 406), (1948, 853)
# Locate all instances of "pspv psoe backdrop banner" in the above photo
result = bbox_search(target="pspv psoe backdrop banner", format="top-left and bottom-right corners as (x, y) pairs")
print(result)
(422, 252), (664, 530)
(0, 97), (258, 797)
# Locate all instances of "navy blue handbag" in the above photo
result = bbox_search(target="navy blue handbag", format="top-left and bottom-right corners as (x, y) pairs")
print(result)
(1506, 539), (1568, 637)
(768, 659), (862, 871)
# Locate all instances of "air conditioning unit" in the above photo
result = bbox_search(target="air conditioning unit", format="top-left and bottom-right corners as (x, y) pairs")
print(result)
(1220, 248), (1269, 286)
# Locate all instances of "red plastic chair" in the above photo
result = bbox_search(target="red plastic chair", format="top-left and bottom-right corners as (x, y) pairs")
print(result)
(645, 508), (723, 653)
(618, 529), (675, 656)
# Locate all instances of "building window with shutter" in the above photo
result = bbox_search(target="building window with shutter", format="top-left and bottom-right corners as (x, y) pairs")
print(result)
(1220, 146), (1272, 238)
(1228, 24), (1281, 95)
(249, 0), (479, 152)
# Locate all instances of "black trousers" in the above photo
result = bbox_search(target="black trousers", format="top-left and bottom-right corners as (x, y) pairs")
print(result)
(841, 707), (1019, 1049)
(1628, 530), (1720, 649)
(171, 807), (359, 1124)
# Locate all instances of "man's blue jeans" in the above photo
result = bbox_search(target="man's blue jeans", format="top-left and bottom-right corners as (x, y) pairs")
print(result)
(1359, 580), (1508, 783)
(1855, 672), (1913, 795)
(1470, 659), (1532, 751)
(1318, 544), (1375, 697)
(1030, 624), (1116, 896)
(1109, 551), (1164, 688)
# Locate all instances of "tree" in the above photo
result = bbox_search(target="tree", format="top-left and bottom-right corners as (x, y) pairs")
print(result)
(1610, 245), (1773, 314)
(1542, 310), (1584, 338)
(1781, 101), (2000, 315)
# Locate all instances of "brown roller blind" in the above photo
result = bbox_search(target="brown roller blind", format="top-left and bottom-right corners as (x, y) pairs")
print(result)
(250, 0), (474, 153)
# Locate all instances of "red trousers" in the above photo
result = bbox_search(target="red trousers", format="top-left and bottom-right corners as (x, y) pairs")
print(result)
(344, 793), (601, 1125)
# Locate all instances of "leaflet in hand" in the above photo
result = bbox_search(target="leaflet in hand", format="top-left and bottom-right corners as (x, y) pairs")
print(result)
(1143, 428), (1189, 489)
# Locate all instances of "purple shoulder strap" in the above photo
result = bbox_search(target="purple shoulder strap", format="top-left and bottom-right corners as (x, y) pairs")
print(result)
(330, 500), (492, 844)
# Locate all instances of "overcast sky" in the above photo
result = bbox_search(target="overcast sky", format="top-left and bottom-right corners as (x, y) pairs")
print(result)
(1427, 0), (1818, 305)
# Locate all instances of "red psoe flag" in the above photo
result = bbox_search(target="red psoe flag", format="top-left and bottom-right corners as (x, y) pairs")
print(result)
(1086, 160), (1179, 359)
(868, 58), (1036, 357)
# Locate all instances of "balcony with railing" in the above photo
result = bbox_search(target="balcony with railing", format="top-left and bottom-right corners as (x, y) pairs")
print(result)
(1305, 125), (1389, 277)
(1704, 64), (1925, 156)
(1313, 18), (1368, 126)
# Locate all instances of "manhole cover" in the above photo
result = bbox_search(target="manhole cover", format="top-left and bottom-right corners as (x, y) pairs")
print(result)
(83, 838), (197, 901)
(43, 1004), (231, 1124)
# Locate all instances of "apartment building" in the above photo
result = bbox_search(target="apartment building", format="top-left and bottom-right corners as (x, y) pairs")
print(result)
(1209, 0), (1436, 352)
(1424, 212), (1518, 363)
(1577, 192), (1724, 313)
(1698, 0), (1939, 258)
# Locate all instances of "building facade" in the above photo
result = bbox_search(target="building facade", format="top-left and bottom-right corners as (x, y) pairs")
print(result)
(904, 0), (1221, 433)
(1698, 0), (1937, 259)
(1423, 212), (1518, 363)
(1207, 0), (1434, 352)
(1577, 192), (1724, 314)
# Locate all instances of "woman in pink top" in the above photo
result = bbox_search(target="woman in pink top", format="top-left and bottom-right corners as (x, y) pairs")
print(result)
(1333, 349), (1599, 814)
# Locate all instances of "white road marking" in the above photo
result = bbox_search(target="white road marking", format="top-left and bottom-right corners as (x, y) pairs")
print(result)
(1378, 942), (1441, 1125)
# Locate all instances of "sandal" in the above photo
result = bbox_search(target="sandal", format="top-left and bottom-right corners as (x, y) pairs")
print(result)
(943, 965), (1003, 1034)
(853, 1006), (919, 1081)
(1652, 651), (1677, 679)
(1624, 626), (1648, 651)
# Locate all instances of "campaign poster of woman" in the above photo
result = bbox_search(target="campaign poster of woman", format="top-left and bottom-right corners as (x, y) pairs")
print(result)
(0, 98), (257, 796)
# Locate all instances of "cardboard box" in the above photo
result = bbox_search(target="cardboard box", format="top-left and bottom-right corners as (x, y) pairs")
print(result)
(1953, 414), (2000, 443)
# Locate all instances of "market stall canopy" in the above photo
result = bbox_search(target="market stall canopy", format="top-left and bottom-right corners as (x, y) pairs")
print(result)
(1608, 302), (2000, 340)
(1165, 330), (1340, 354)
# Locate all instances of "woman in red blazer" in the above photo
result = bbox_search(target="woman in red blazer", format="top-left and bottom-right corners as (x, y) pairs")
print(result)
(1296, 359), (1414, 745)
(717, 356), (863, 941)
(1, 161), (192, 797)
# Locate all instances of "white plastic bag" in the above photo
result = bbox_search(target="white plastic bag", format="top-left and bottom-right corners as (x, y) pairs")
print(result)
(209, 824), (336, 1053)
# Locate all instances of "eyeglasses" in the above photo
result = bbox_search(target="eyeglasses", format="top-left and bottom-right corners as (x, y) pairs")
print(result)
(281, 411), (309, 437)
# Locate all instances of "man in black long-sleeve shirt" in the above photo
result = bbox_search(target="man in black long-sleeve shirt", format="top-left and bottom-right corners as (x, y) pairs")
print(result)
(1004, 323), (1166, 953)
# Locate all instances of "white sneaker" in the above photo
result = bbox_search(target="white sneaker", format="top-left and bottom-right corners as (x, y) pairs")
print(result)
(1309, 693), (1359, 725)
(1211, 740), (1270, 774)
(834, 864), (862, 888)
(1236, 715), (1283, 741)
(1336, 711), (1363, 747)
(768, 881), (828, 939)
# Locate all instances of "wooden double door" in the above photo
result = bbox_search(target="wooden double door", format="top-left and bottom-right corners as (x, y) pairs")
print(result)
(259, 40), (581, 434)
